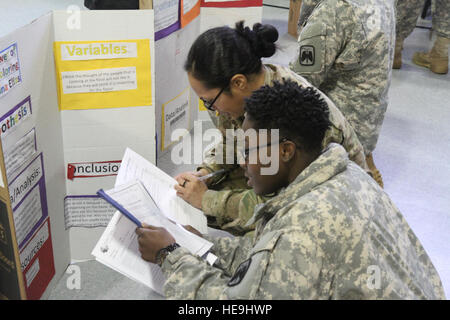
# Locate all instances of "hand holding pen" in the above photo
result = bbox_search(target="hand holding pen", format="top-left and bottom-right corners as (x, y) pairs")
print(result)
(182, 168), (228, 186)
(174, 169), (229, 209)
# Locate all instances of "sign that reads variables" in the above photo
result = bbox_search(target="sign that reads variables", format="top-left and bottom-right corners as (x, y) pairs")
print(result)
(61, 42), (138, 61)
(54, 39), (152, 110)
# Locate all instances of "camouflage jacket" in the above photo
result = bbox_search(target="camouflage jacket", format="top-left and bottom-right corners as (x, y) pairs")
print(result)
(161, 143), (446, 299)
(290, 0), (396, 154)
(199, 63), (368, 235)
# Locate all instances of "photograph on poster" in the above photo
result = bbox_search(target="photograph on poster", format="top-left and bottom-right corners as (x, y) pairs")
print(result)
(0, 43), (22, 99)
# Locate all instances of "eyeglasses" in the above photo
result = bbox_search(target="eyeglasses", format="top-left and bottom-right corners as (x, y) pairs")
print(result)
(200, 86), (227, 111)
(239, 137), (291, 162)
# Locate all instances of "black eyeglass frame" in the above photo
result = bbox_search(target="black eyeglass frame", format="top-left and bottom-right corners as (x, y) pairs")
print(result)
(200, 86), (227, 111)
(240, 137), (293, 162)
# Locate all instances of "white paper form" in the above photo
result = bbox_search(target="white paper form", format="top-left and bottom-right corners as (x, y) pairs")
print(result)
(92, 211), (166, 295)
(105, 180), (212, 256)
(116, 148), (208, 234)
(92, 181), (212, 295)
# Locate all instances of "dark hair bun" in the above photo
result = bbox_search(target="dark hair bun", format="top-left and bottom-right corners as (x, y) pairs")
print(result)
(235, 21), (278, 58)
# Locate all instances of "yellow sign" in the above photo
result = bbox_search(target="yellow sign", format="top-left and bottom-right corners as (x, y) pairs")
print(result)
(161, 87), (191, 151)
(199, 98), (207, 111)
(54, 39), (152, 110)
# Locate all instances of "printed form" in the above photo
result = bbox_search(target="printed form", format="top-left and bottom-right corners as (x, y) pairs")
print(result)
(115, 147), (208, 233)
(92, 149), (212, 295)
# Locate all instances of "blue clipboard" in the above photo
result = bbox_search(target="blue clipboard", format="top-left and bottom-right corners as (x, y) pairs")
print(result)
(97, 189), (143, 228)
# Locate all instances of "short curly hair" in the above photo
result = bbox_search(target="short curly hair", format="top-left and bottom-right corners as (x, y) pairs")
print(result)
(244, 79), (331, 152)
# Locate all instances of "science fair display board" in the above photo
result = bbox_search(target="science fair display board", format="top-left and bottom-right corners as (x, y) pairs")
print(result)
(0, 10), (155, 300)
(154, 0), (201, 155)
(0, 2), (262, 299)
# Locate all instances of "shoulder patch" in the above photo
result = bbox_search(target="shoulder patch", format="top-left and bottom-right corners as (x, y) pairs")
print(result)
(299, 45), (315, 66)
(227, 258), (252, 287)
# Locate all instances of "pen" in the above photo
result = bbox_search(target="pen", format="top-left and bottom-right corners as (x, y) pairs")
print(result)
(181, 169), (229, 187)
(97, 189), (143, 228)
(198, 168), (229, 182)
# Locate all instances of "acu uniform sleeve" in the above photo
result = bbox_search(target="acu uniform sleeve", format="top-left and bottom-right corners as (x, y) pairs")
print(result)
(161, 235), (254, 299)
(162, 228), (326, 299)
(290, 0), (351, 88)
(202, 188), (275, 236)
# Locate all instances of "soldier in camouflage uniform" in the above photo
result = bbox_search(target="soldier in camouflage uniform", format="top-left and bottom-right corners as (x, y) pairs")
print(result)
(290, 0), (396, 188)
(136, 81), (445, 299)
(395, 0), (450, 74)
(174, 22), (368, 237)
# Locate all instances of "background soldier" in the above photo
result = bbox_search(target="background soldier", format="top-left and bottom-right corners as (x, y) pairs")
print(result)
(290, 0), (396, 188)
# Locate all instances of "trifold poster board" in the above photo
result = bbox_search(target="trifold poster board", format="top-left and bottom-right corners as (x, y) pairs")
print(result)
(53, 11), (156, 262)
(0, 3), (263, 299)
(0, 10), (155, 299)
(154, 1), (201, 156)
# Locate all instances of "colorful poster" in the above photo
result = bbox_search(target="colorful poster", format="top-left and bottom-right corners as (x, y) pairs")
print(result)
(161, 87), (190, 150)
(181, 0), (201, 27)
(19, 218), (55, 300)
(0, 43), (22, 99)
(8, 153), (48, 250)
(201, 0), (263, 7)
(154, 0), (180, 40)
(54, 39), (152, 110)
